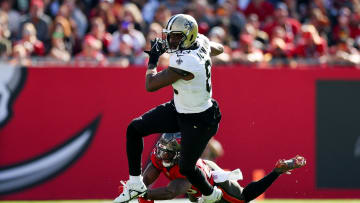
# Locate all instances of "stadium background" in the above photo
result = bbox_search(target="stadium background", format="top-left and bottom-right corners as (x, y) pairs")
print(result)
(1, 0), (360, 202)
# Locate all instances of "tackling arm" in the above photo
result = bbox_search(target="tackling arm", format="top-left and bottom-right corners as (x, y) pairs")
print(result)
(143, 163), (161, 186)
(209, 41), (224, 56)
(146, 178), (192, 200)
(142, 162), (192, 200)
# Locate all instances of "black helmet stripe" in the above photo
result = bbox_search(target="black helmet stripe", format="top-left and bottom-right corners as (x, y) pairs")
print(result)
(166, 14), (180, 30)
(166, 15), (176, 30)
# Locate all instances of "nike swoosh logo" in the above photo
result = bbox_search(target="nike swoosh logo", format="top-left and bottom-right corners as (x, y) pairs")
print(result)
(0, 116), (101, 195)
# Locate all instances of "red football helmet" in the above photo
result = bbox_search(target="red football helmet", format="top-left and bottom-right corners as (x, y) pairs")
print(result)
(156, 132), (181, 167)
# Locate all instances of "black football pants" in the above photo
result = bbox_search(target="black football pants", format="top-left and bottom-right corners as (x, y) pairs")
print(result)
(126, 99), (221, 195)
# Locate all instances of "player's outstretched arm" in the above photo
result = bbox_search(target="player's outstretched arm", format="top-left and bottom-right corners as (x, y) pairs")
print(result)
(143, 163), (161, 186)
(142, 162), (191, 200)
(209, 41), (224, 56)
(144, 178), (192, 200)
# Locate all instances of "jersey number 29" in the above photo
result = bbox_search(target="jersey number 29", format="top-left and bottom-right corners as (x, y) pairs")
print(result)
(205, 60), (211, 93)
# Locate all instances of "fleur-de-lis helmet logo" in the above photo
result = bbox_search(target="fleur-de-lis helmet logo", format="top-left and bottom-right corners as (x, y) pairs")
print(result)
(184, 20), (194, 33)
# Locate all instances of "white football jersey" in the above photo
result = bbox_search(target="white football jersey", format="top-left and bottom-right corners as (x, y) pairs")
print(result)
(169, 34), (213, 113)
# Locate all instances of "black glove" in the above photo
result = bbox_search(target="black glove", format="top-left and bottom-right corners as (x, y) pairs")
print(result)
(144, 38), (167, 68)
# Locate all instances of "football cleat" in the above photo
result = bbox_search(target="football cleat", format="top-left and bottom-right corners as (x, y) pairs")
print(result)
(274, 155), (306, 174)
(114, 180), (147, 203)
(198, 186), (223, 203)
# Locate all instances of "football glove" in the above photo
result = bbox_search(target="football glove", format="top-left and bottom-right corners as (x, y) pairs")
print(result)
(144, 38), (167, 68)
(138, 196), (154, 203)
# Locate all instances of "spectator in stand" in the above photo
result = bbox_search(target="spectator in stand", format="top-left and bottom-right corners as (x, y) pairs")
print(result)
(282, 0), (299, 20)
(16, 22), (45, 57)
(0, 0), (21, 40)
(144, 22), (169, 67)
(242, 0), (275, 24)
(263, 3), (301, 44)
(162, 0), (186, 15)
(144, 22), (162, 50)
(350, 0), (360, 39)
(242, 21), (268, 55)
(0, 10), (12, 58)
(308, 8), (330, 37)
(87, 17), (112, 55)
(18, 0), (51, 50)
(123, 3), (145, 32)
(10, 44), (31, 66)
(208, 26), (232, 65)
(90, 0), (118, 34)
(215, 0), (246, 41)
(266, 26), (293, 66)
(184, 0), (216, 36)
(108, 20), (145, 65)
(269, 25), (294, 48)
(152, 4), (172, 28)
(63, 0), (88, 39)
(46, 0), (61, 18)
(75, 35), (107, 66)
(48, 30), (71, 62)
(142, 0), (160, 25)
(247, 14), (269, 47)
(51, 4), (75, 55)
(232, 33), (264, 65)
(329, 38), (360, 65)
(294, 24), (328, 64)
(332, 7), (353, 44)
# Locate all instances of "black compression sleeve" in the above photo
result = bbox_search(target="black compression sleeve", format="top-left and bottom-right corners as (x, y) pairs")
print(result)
(242, 171), (280, 202)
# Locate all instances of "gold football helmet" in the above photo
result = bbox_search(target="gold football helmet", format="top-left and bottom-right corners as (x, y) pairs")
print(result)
(162, 14), (198, 52)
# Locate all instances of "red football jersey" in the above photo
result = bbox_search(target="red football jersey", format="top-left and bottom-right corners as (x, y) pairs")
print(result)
(150, 149), (214, 197)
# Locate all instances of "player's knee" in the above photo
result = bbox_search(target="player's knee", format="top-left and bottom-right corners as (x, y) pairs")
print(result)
(126, 120), (143, 138)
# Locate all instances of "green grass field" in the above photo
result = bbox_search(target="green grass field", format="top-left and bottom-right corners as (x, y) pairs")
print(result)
(1, 200), (360, 203)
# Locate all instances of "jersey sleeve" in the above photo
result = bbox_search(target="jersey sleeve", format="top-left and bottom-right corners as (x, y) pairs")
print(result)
(169, 53), (200, 73)
(198, 34), (210, 50)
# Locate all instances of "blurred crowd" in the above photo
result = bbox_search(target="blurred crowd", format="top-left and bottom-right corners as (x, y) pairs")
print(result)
(1, 0), (360, 67)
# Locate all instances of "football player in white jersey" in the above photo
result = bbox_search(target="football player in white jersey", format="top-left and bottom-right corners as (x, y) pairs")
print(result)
(114, 14), (225, 203)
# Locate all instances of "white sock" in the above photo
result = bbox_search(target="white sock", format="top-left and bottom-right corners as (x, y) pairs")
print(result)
(129, 175), (142, 183)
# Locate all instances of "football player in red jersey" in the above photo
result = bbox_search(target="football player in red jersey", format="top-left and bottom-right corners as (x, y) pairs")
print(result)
(125, 133), (306, 203)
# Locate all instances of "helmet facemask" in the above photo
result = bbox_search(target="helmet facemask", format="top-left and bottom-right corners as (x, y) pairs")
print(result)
(156, 143), (178, 167)
(162, 14), (198, 53)
(156, 133), (181, 167)
(162, 29), (186, 53)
